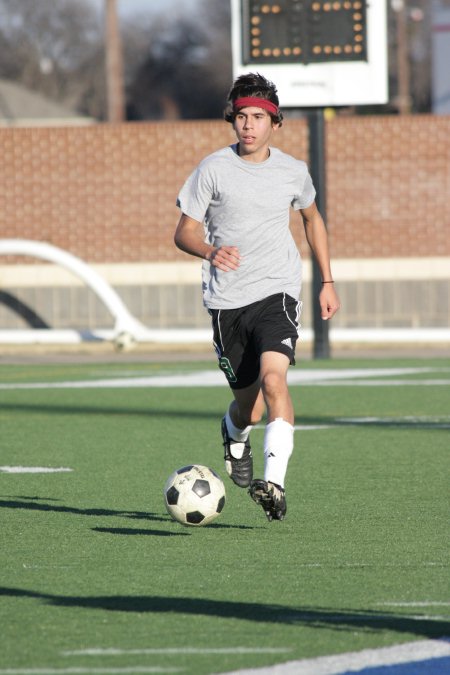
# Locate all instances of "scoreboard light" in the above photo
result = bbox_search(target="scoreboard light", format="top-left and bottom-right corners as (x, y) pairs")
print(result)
(242, 1), (368, 65)
(231, 0), (388, 107)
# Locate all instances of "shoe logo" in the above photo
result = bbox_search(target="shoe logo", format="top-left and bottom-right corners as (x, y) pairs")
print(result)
(267, 452), (276, 458)
(281, 337), (292, 349)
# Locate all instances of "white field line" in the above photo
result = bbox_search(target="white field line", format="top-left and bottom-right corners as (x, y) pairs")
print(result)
(377, 601), (450, 607)
(62, 648), (290, 656)
(0, 669), (180, 674)
(5, 641), (450, 675)
(0, 466), (73, 474)
(23, 564), (79, 569)
(337, 416), (450, 423)
(0, 367), (444, 390)
(277, 612), (450, 622)
(293, 425), (336, 430)
(311, 379), (450, 386)
(259, 414), (450, 433)
(214, 638), (450, 675)
(333, 417), (450, 429)
(290, 562), (444, 568)
(288, 612), (450, 624)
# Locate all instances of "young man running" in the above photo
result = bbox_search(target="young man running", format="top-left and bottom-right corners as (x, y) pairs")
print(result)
(174, 72), (340, 521)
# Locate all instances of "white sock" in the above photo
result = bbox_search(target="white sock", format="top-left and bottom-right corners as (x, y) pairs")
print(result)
(263, 418), (294, 488)
(225, 410), (252, 459)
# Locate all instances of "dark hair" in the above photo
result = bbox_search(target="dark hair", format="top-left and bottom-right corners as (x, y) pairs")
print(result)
(224, 72), (284, 127)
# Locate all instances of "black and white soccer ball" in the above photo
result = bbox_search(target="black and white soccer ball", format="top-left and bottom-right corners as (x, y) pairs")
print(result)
(164, 464), (226, 527)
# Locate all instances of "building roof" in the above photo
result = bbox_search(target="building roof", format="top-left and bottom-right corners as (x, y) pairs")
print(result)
(0, 78), (94, 127)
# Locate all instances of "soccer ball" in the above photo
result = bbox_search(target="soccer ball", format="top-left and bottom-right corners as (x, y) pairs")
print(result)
(164, 464), (226, 527)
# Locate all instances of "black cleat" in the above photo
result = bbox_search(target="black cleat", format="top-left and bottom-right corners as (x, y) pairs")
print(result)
(221, 417), (253, 488)
(249, 479), (287, 521)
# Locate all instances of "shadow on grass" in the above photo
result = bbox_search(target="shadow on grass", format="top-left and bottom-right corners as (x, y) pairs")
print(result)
(0, 401), (218, 420)
(92, 520), (255, 536)
(0, 497), (257, 532)
(0, 586), (448, 639)
(91, 526), (189, 537)
(0, 496), (166, 521)
(0, 401), (448, 431)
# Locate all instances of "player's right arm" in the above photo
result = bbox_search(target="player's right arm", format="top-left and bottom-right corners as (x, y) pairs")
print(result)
(174, 213), (241, 272)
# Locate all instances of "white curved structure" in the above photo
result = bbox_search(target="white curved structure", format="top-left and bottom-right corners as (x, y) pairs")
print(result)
(0, 239), (211, 348)
(1, 239), (449, 349)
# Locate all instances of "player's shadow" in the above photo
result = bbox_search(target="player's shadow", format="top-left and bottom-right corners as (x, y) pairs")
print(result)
(0, 496), (195, 537)
(0, 496), (256, 533)
(0, 587), (448, 640)
(92, 521), (256, 536)
(299, 416), (450, 431)
(0, 402), (447, 432)
(0, 401), (223, 421)
(92, 526), (190, 537)
(0, 496), (168, 523)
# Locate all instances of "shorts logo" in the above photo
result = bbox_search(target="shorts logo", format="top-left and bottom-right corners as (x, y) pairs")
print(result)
(218, 357), (237, 383)
(281, 337), (293, 349)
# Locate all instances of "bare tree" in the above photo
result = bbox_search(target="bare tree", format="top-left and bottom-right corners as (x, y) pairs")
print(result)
(0, 0), (106, 118)
(126, 0), (232, 120)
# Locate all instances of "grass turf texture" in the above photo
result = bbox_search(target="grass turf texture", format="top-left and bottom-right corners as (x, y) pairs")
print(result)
(0, 357), (448, 674)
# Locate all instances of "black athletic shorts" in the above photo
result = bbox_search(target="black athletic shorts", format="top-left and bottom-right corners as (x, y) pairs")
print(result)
(209, 293), (301, 390)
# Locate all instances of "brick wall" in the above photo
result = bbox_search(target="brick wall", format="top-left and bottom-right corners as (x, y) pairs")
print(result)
(1, 114), (449, 264)
(326, 115), (450, 259)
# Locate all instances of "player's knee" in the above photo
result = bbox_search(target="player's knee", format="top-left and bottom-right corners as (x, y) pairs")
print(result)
(261, 370), (287, 400)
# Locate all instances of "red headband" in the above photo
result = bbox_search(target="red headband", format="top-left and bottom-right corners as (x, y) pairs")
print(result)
(233, 97), (279, 115)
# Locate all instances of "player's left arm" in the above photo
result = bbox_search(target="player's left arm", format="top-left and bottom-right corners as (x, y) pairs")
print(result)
(300, 201), (341, 320)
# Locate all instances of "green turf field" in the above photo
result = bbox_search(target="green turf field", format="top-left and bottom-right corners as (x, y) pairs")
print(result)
(0, 357), (449, 674)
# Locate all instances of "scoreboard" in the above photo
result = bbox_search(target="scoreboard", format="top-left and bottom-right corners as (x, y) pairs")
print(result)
(231, 0), (388, 106)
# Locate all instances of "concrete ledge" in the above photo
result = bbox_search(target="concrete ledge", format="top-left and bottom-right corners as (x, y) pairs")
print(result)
(1, 257), (449, 287)
(0, 327), (449, 346)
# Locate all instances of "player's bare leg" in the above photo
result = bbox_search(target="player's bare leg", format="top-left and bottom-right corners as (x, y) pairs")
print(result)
(249, 351), (293, 521)
(222, 379), (264, 488)
(259, 351), (293, 424)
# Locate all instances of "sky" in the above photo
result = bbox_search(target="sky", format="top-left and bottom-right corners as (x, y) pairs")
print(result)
(88, 0), (201, 18)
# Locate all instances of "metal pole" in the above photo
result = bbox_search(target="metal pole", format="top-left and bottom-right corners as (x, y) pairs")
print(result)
(308, 108), (330, 359)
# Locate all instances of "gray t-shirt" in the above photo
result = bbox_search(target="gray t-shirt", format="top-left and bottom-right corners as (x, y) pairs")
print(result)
(176, 144), (316, 310)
